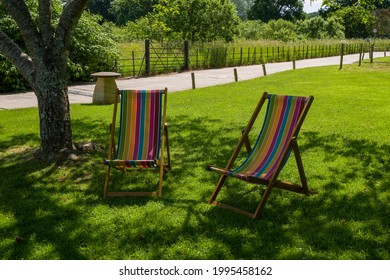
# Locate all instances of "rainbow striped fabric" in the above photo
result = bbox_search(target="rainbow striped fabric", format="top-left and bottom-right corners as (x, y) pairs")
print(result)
(209, 94), (309, 181)
(105, 89), (163, 169)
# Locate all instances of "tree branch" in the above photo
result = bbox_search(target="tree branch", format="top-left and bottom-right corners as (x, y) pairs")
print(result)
(54, 0), (88, 53)
(0, 30), (35, 85)
(0, 0), (43, 59)
(39, 0), (54, 46)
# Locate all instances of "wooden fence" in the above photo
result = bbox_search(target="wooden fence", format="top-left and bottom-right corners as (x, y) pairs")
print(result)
(115, 40), (389, 78)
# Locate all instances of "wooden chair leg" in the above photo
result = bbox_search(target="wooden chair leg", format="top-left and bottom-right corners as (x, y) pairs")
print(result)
(104, 165), (111, 198)
(241, 128), (252, 154)
(164, 124), (171, 170)
(291, 139), (311, 195)
(253, 182), (275, 218)
(158, 163), (164, 197)
(209, 174), (228, 204)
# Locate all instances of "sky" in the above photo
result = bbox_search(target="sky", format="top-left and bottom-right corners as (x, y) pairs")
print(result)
(303, 0), (324, 13)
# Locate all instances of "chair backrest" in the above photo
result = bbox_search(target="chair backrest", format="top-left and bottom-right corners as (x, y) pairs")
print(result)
(115, 89), (164, 161)
(234, 94), (312, 180)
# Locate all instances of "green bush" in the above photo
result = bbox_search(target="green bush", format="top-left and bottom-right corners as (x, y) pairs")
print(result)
(238, 20), (265, 40)
(260, 19), (298, 42)
(296, 16), (345, 39)
(69, 12), (119, 82)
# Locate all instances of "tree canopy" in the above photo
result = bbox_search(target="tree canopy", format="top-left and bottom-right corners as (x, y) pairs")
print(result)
(322, 0), (390, 38)
(151, 0), (240, 42)
(248, 0), (305, 22)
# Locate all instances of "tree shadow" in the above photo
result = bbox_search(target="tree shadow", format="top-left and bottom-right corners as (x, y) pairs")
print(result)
(0, 133), (40, 153)
(0, 148), (88, 259)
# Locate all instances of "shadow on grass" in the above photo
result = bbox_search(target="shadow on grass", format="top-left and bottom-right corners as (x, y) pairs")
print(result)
(0, 133), (40, 152)
(0, 114), (388, 259)
(0, 149), (88, 259)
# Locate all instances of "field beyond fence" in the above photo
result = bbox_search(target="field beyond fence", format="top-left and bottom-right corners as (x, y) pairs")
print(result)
(116, 39), (390, 77)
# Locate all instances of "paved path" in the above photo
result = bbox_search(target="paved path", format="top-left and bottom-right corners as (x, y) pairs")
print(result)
(0, 52), (384, 110)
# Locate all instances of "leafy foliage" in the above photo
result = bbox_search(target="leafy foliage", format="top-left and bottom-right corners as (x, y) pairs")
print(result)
(230, 0), (255, 19)
(238, 20), (265, 40)
(321, 0), (390, 38)
(296, 16), (345, 39)
(260, 19), (298, 41)
(87, 0), (116, 23)
(151, 0), (241, 42)
(108, 0), (158, 26)
(68, 12), (119, 82)
(248, 0), (305, 22)
(238, 17), (345, 41)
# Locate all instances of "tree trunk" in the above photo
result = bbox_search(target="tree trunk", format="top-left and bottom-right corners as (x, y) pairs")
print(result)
(33, 58), (73, 160)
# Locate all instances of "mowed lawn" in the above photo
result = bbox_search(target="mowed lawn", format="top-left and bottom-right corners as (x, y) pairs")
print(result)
(0, 58), (389, 260)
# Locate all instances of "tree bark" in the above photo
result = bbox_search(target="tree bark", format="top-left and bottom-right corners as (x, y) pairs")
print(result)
(33, 54), (73, 159)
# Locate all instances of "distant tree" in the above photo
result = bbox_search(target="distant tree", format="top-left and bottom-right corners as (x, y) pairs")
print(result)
(109, 0), (158, 25)
(230, 0), (254, 19)
(322, 0), (385, 38)
(87, 0), (115, 22)
(248, 0), (305, 22)
(0, 0), (88, 159)
(375, 8), (390, 37)
(152, 0), (240, 42)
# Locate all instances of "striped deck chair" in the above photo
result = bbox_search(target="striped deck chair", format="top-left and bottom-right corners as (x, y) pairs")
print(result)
(207, 92), (314, 218)
(104, 88), (170, 197)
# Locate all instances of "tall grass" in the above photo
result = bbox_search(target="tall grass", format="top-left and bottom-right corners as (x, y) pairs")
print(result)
(0, 58), (389, 260)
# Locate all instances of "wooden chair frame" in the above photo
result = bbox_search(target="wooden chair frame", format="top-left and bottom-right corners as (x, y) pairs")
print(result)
(208, 92), (315, 219)
(104, 88), (171, 197)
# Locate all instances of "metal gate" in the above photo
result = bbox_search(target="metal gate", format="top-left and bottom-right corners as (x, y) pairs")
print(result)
(144, 40), (189, 76)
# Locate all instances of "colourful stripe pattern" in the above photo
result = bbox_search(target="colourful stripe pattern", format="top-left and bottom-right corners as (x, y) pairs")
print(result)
(209, 94), (308, 180)
(105, 89), (163, 169)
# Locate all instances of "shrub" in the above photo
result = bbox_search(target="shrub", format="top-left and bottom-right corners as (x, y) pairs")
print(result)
(296, 16), (345, 39)
(69, 12), (119, 82)
(239, 20), (265, 40)
(260, 19), (298, 42)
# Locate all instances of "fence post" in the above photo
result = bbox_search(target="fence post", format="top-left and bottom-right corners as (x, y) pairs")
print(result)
(191, 72), (196, 89)
(293, 60), (296, 70)
(131, 51), (135, 77)
(234, 68), (238, 82)
(339, 43), (344, 70)
(145, 39), (151, 76)
(184, 40), (190, 71)
(262, 64), (267, 76)
(359, 44), (363, 67)
(370, 45), (374, 64)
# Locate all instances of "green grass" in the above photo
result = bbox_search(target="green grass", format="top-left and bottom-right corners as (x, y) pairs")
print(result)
(0, 58), (389, 260)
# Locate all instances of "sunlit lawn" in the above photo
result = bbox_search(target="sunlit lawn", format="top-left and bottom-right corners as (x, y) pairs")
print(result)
(0, 58), (389, 259)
